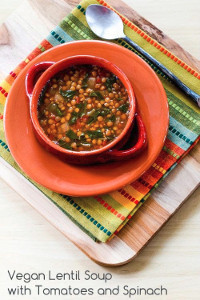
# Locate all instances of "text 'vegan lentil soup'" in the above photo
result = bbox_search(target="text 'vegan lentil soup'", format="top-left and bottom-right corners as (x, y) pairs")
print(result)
(38, 64), (130, 152)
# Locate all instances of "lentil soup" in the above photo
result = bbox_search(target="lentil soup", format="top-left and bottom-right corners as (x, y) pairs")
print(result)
(38, 65), (130, 151)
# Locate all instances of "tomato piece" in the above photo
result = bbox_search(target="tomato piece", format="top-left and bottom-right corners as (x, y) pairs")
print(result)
(75, 96), (80, 103)
(81, 115), (88, 122)
(96, 76), (101, 83)
(75, 118), (82, 129)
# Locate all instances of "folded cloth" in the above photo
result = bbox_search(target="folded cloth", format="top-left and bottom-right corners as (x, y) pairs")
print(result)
(0, 0), (199, 242)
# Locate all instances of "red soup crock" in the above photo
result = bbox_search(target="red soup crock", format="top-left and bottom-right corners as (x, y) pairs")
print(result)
(25, 55), (147, 165)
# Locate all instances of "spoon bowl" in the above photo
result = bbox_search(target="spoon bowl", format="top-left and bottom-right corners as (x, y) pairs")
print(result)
(86, 4), (125, 39)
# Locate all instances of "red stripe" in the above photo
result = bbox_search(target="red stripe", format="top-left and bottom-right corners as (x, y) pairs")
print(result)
(140, 171), (159, 186)
(94, 196), (126, 221)
(155, 150), (176, 169)
(144, 166), (163, 180)
(164, 138), (185, 156)
(41, 39), (53, 50)
(0, 87), (7, 96)
(138, 178), (153, 190)
(131, 179), (152, 194)
(131, 180), (149, 194)
(118, 188), (140, 204)
(9, 71), (17, 78)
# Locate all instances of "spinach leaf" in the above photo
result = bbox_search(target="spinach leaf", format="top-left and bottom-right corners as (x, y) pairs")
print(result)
(106, 135), (115, 141)
(38, 81), (50, 105)
(76, 103), (85, 109)
(118, 104), (129, 113)
(86, 108), (111, 124)
(100, 108), (111, 116)
(59, 89), (76, 100)
(48, 103), (63, 117)
(68, 103), (87, 125)
(62, 131), (90, 148)
(66, 129), (78, 140)
(69, 115), (78, 125)
(79, 133), (86, 142)
(86, 130), (103, 139)
(105, 75), (117, 91)
(107, 114), (116, 123)
(87, 116), (96, 125)
(87, 109), (100, 124)
(90, 91), (104, 100)
(82, 73), (89, 88)
(76, 102), (87, 117)
(58, 140), (72, 150)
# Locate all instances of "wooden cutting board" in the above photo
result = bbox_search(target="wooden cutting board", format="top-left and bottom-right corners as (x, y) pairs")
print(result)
(0, 0), (199, 266)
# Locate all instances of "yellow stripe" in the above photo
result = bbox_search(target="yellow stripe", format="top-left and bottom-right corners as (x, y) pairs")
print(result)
(152, 162), (166, 174)
(109, 185), (145, 210)
(0, 80), (11, 105)
(109, 192), (136, 210)
(1, 80), (11, 93)
(124, 185), (144, 201)
(0, 93), (6, 105)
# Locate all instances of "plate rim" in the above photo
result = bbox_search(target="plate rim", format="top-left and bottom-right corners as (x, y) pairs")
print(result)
(4, 40), (169, 196)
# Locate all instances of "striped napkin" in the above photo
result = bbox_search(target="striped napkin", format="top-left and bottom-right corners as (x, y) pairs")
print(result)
(0, 0), (199, 242)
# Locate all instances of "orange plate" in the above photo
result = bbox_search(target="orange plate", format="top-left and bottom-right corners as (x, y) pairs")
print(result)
(4, 41), (169, 196)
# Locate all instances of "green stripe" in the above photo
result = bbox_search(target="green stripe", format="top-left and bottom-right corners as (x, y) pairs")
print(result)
(60, 16), (93, 40)
(66, 12), (100, 39)
(163, 145), (180, 159)
(73, 196), (123, 233)
(166, 89), (200, 134)
(38, 45), (45, 52)
(61, 195), (111, 236)
(117, 38), (172, 81)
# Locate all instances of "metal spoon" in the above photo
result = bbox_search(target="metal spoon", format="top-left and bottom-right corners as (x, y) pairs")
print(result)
(86, 4), (200, 107)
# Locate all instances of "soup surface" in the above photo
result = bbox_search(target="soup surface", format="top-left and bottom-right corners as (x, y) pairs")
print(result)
(38, 64), (130, 151)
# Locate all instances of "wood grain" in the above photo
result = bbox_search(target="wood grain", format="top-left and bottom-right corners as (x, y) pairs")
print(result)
(0, 0), (199, 266)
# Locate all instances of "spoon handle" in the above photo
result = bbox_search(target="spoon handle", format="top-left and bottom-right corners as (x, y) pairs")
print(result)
(123, 36), (200, 107)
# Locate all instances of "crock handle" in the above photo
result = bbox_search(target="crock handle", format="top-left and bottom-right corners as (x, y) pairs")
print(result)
(25, 62), (54, 99)
(100, 114), (147, 163)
